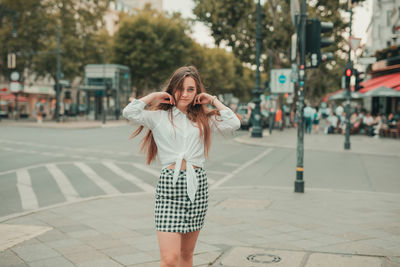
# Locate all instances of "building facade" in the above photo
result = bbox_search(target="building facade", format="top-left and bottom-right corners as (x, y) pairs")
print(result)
(365, 0), (400, 56)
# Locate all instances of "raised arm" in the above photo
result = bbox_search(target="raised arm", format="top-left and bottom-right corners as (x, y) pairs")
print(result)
(122, 92), (175, 129)
(195, 93), (241, 133)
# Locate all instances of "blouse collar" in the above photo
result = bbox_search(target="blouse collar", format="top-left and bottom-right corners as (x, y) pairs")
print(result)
(172, 106), (186, 116)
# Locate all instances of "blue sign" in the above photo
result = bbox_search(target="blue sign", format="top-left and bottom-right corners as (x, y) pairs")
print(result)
(278, 74), (286, 84)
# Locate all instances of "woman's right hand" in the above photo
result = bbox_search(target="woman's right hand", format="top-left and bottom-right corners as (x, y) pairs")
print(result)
(152, 92), (175, 105)
(140, 92), (175, 106)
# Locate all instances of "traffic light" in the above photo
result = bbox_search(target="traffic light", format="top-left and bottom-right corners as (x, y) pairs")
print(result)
(64, 91), (71, 99)
(354, 70), (363, 91)
(53, 84), (63, 92)
(344, 66), (353, 88)
(306, 18), (334, 68)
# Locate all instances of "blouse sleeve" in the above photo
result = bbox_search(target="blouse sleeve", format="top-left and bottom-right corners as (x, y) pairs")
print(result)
(122, 99), (162, 130)
(210, 108), (241, 134)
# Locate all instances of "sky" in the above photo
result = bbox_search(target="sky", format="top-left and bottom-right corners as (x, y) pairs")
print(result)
(162, 0), (373, 48)
(162, 0), (214, 46)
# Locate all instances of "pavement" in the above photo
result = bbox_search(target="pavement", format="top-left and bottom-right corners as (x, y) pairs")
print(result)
(1, 120), (400, 267)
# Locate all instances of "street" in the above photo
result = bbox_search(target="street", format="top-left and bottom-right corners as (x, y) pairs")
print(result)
(1, 124), (400, 219)
(0, 123), (400, 266)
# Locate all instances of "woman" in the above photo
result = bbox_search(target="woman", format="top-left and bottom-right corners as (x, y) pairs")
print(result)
(122, 66), (240, 267)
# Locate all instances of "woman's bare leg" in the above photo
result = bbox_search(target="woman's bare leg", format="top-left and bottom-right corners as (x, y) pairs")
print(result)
(179, 230), (200, 267)
(157, 231), (181, 267)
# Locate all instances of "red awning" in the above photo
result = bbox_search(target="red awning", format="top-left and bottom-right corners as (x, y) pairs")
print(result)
(0, 94), (29, 102)
(359, 73), (400, 93)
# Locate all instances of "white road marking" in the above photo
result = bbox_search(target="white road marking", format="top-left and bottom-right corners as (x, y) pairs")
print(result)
(223, 162), (241, 167)
(210, 148), (274, 189)
(0, 139), (140, 157)
(102, 161), (154, 192)
(131, 163), (160, 177)
(46, 164), (79, 201)
(207, 170), (229, 176)
(74, 162), (120, 195)
(16, 169), (39, 210)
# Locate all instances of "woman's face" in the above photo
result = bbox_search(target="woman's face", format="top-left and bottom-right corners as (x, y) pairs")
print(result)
(175, 77), (197, 111)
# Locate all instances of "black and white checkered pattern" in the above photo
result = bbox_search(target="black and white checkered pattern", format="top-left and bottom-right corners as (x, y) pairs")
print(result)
(155, 167), (208, 233)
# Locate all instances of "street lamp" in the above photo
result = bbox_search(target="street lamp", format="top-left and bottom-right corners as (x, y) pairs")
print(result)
(251, 0), (263, 138)
(344, 1), (354, 150)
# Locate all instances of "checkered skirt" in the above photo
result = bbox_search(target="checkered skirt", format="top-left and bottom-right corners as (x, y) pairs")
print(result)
(155, 167), (208, 233)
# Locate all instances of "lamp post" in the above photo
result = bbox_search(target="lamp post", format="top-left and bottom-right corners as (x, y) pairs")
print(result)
(55, 24), (62, 122)
(251, 0), (263, 138)
(294, 0), (306, 193)
(344, 4), (353, 150)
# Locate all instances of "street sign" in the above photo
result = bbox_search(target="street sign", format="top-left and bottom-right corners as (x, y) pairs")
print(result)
(7, 53), (16, 69)
(10, 71), (20, 81)
(10, 82), (21, 93)
(270, 69), (295, 94)
(349, 36), (361, 51)
(278, 74), (286, 84)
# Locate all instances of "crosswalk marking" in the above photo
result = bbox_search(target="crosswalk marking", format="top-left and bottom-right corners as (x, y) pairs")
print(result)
(46, 164), (79, 201)
(74, 162), (120, 195)
(102, 161), (154, 192)
(16, 169), (39, 210)
(131, 163), (160, 177)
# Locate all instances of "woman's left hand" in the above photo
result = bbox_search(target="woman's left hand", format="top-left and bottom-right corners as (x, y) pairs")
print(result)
(194, 93), (213, 105)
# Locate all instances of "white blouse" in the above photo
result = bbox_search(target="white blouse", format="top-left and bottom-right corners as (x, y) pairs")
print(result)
(122, 99), (241, 202)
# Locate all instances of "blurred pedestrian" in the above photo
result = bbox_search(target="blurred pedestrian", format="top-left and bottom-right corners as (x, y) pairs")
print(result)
(122, 66), (240, 267)
(275, 107), (283, 131)
(247, 102), (255, 133)
(304, 104), (313, 134)
(312, 106), (321, 134)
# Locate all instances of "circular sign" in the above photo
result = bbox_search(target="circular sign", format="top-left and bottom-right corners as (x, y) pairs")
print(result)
(10, 71), (20, 81)
(278, 74), (286, 84)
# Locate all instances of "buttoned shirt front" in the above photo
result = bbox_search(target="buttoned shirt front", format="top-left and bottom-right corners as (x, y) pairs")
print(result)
(122, 99), (241, 202)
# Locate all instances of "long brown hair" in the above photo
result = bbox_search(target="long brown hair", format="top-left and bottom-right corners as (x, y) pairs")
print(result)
(130, 66), (219, 164)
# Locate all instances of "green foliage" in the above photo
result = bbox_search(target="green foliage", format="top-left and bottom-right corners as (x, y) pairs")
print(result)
(113, 7), (193, 96)
(187, 43), (254, 100)
(193, 0), (350, 101)
(0, 0), (109, 82)
(193, 0), (293, 68)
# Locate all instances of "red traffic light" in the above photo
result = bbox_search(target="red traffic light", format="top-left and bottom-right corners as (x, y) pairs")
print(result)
(1, 87), (8, 92)
(345, 68), (352, 77)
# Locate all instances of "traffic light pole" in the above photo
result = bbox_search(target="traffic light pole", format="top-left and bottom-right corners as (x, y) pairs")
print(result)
(55, 24), (61, 123)
(251, 0), (262, 138)
(294, 0), (306, 193)
(344, 7), (353, 150)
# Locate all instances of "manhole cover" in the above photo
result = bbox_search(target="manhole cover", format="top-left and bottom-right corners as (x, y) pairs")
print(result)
(247, 253), (281, 264)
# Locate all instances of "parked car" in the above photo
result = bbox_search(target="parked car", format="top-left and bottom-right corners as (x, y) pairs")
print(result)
(236, 104), (269, 130)
(237, 105), (250, 130)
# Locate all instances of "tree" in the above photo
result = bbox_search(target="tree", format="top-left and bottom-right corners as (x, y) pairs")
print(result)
(33, 0), (109, 81)
(193, 0), (293, 69)
(0, 0), (109, 84)
(113, 6), (194, 96)
(187, 43), (254, 100)
(0, 0), (51, 82)
(193, 0), (350, 102)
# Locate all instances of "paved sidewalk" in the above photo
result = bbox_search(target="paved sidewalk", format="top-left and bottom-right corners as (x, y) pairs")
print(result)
(0, 186), (399, 266)
(235, 127), (400, 157)
(0, 127), (399, 266)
